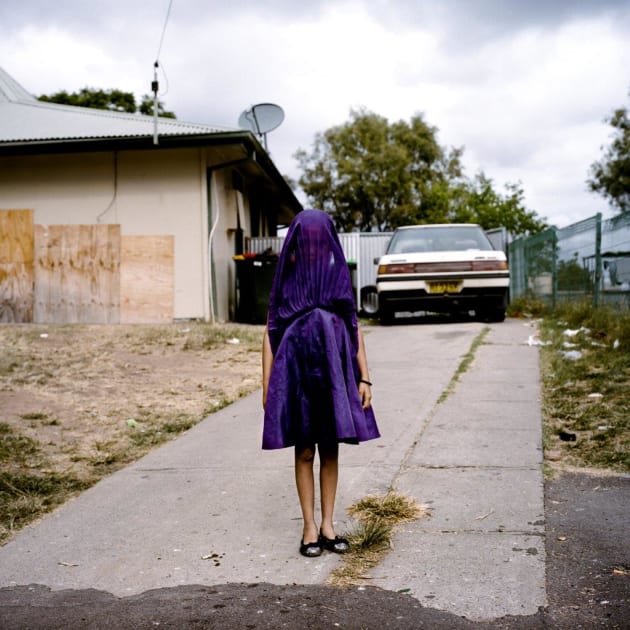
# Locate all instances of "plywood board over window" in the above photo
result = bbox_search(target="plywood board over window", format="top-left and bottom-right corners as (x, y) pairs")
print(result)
(0, 209), (34, 323)
(120, 235), (174, 323)
(34, 224), (121, 324)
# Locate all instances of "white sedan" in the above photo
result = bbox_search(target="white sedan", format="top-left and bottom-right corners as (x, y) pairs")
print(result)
(375, 224), (510, 324)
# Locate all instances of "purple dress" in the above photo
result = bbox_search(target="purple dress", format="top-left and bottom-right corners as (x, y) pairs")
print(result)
(262, 209), (380, 450)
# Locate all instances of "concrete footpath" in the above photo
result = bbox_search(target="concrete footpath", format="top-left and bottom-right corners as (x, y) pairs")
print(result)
(0, 318), (545, 622)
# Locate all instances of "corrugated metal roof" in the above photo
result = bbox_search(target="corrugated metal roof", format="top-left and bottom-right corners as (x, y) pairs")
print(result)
(0, 66), (36, 102)
(0, 66), (236, 143)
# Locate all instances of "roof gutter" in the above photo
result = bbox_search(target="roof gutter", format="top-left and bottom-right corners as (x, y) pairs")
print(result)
(0, 130), (302, 215)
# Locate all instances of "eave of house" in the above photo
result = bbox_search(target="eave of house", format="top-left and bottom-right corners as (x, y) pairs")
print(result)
(0, 66), (302, 225)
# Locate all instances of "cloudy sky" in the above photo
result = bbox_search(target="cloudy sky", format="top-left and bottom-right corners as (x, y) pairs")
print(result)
(1, 0), (629, 228)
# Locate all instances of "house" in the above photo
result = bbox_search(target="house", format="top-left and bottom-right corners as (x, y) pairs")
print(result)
(0, 67), (302, 323)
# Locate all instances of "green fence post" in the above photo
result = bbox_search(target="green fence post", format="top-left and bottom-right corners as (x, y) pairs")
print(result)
(594, 213), (602, 308)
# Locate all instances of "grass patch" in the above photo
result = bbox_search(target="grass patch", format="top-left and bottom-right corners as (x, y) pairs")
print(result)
(0, 423), (42, 466)
(507, 295), (549, 319)
(329, 491), (428, 586)
(181, 324), (263, 352)
(19, 412), (49, 421)
(87, 412), (202, 473)
(0, 472), (94, 545)
(438, 326), (490, 403)
(539, 302), (630, 473)
(116, 322), (264, 354)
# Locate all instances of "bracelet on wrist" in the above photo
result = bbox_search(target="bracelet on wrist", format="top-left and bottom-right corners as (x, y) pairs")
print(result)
(359, 379), (372, 387)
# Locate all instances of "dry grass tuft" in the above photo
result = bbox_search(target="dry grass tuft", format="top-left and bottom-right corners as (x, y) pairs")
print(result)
(330, 491), (429, 586)
(348, 492), (426, 525)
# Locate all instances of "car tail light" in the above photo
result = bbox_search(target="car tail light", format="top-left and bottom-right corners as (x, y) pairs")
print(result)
(471, 260), (508, 271)
(378, 263), (416, 274)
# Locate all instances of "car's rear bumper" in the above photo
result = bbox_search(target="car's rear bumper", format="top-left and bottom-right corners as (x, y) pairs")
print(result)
(376, 279), (509, 314)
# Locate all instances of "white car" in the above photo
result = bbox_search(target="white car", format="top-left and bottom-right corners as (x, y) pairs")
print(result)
(375, 224), (509, 324)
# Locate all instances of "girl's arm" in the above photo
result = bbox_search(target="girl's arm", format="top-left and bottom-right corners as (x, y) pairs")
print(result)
(262, 326), (273, 408)
(356, 327), (372, 410)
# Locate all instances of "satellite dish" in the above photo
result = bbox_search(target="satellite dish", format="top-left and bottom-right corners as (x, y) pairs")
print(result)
(238, 103), (285, 151)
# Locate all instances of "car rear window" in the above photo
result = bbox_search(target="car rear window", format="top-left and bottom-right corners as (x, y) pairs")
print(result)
(387, 226), (494, 254)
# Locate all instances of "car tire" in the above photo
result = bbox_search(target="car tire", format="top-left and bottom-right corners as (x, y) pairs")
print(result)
(360, 285), (379, 317)
(478, 307), (506, 323)
(378, 299), (395, 325)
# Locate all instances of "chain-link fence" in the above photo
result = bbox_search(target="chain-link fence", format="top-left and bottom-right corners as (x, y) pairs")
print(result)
(509, 211), (630, 309)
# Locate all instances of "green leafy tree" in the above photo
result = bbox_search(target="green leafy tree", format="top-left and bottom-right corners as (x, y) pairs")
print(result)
(296, 109), (546, 236)
(588, 91), (630, 213)
(453, 173), (548, 235)
(557, 255), (592, 292)
(295, 108), (451, 232)
(139, 94), (176, 118)
(38, 88), (176, 118)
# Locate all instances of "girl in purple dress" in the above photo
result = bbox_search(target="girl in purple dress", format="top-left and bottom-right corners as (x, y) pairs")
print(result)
(262, 209), (380, 557)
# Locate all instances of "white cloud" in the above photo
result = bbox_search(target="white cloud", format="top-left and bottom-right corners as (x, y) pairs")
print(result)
(1, 0), (628, 227)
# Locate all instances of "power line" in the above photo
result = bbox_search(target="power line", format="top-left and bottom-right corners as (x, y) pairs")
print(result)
(156, 0), (174, 63)
(152, 0), (174, 144)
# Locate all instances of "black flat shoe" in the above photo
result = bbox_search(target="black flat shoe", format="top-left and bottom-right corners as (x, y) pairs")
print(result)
(300, 539), (323, 558)
(319, 530), (350, 554)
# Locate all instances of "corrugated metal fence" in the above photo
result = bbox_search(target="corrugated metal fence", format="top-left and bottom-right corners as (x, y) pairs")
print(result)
(246, 232), (392, 310)
(509, 211), (630, 309)
(247, 228), (510, 313)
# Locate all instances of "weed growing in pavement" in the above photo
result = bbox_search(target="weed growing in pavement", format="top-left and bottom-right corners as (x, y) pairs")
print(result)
(349, 492), (424, 524)
(329, 492), (428, 586)
(437, 326), (490, 403)
(539, 302), (630, 472)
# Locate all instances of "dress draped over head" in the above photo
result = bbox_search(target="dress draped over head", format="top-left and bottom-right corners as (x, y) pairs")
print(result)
(263, 209), (380, 450)
(267, 209), (358, 354)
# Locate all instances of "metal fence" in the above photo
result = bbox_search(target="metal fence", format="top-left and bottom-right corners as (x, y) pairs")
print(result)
(248, 226), (511, 314)
(246, 233), (392, 311)
(509, 211), (630, 309)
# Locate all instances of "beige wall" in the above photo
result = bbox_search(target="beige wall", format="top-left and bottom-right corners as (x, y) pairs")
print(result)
(113, 149), (209, 320)
(0, 152), (117, 222)
(0, 147), (277, 322)
(0, 149), (210, 320)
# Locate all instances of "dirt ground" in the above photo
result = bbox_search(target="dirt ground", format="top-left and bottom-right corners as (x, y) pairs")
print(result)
(0, 323), (264, 483)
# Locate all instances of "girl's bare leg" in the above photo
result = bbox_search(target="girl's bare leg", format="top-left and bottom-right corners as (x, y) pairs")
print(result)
(295, 446), (318, 543)
(318, 442), (339, 539)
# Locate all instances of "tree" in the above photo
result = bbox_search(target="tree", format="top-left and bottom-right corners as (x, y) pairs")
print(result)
(557, 255), (592, 292)
(588, 91), (630, 213)
(139, 94), (176, 118)
(296, 109), (547, 236)
(295, 108), (451, 232)
(38, 88), (176, 118)
(454, 173), (548, 235)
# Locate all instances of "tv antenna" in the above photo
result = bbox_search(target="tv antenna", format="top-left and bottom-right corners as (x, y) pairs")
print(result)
(238, 103), (285, 152)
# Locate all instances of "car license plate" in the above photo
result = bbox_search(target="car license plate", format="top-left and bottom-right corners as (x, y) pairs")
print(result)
(427, 281), (462, 294)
